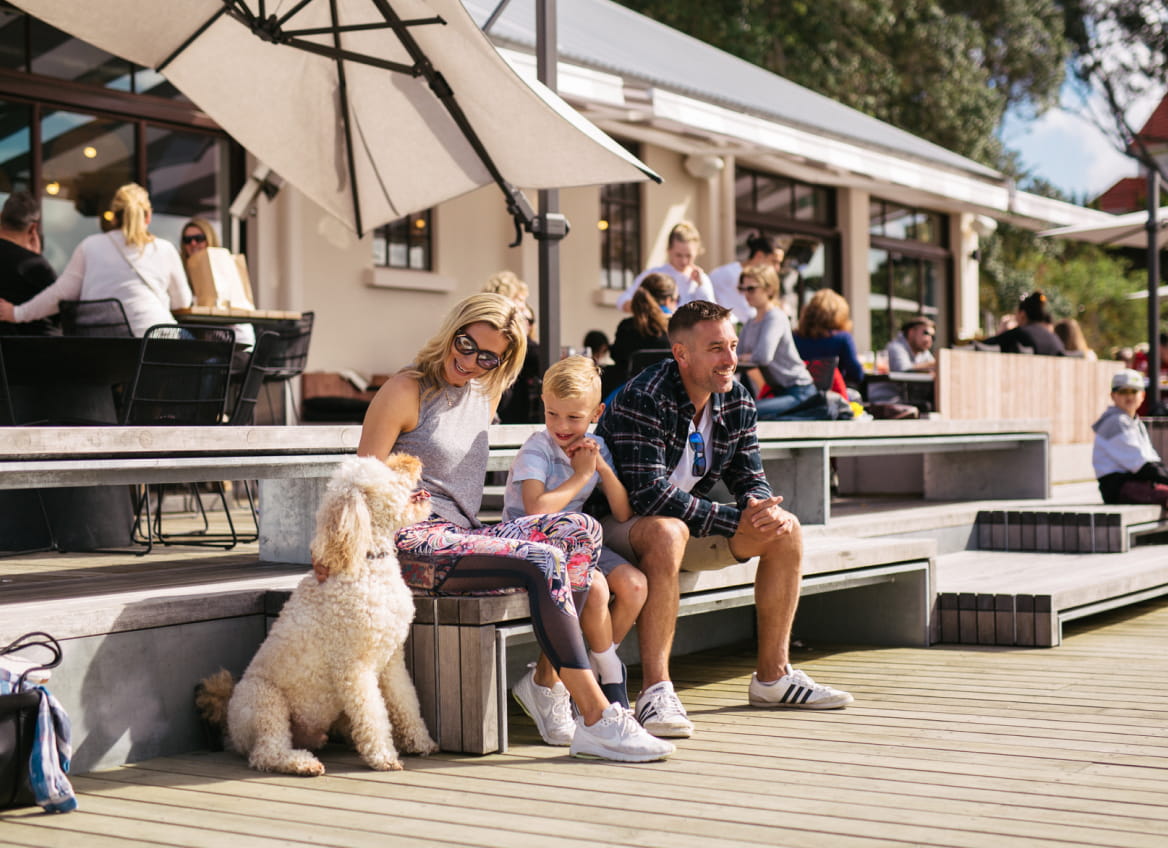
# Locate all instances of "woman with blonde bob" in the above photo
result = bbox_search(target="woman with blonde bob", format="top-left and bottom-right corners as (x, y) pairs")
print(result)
(616, 220), (715, 313)
(0, 183), (191, 335)
(735, 264), (818, 418)
(320, 293), (672, 763)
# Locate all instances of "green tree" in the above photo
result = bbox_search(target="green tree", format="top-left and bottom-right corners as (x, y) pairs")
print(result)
(615, 0), (1072, 165)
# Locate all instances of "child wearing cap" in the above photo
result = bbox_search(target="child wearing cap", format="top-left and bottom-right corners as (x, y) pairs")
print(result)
(1092, 368), (1168, 506)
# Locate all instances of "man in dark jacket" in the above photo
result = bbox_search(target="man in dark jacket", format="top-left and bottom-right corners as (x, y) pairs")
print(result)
(0, 191), (58, 336)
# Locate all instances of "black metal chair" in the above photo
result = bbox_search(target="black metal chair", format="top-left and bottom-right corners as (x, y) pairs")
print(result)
(261, 311), (314, 424)
(122, 324), (236, 553)
(59, 299), (133, 337)
(0, 341), (57, 555)
(626, 347), (672, 380)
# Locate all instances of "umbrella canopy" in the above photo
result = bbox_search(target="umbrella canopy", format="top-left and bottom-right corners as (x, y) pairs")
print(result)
(13, 0), (658, 236)
(1038, 207), (1168, 249)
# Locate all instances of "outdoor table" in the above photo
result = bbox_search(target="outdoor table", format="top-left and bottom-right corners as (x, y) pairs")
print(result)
(865, 370), (936, 409)
(172, 306), (303, 331)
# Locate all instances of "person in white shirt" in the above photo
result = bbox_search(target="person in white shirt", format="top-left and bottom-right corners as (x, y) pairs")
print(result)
(615, 221), (714, 313)
(708, 233), (785, 325)
(0, 183), (190, 336)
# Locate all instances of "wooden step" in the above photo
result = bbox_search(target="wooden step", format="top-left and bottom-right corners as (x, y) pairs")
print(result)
(973, 505), (1166, 553)
(934, 547), (1168, 647)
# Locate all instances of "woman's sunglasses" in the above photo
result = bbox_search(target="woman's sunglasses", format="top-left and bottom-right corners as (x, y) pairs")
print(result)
(181, 232), (207, 245)
(737, 284), (760, 293)
(453, 333), (502, 371)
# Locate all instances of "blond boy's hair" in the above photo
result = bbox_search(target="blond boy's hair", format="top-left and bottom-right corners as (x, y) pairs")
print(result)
(542, 355), (601, 402)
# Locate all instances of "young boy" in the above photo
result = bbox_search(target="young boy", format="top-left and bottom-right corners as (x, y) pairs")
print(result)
(1092, 368), (1168, 507)
(505, 356), (647, 744)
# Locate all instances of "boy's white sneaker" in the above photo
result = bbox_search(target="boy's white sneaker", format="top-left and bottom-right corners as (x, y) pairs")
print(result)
(748, 666), (854, 709)
(512, 666), (575, 745)
(570, 704), (675, 762)
(634, 680), (694, 738)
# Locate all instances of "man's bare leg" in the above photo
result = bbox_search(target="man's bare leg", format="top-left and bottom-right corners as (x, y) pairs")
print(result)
(732, 518), (803, 681)
(628, 516), (689, 689)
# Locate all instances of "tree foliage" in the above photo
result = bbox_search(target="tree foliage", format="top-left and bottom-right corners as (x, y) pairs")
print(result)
(614, 0), (1072, 165)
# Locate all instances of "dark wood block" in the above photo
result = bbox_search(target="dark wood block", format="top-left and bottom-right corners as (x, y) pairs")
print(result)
(977, 594), (996, 645)
(994, 594), (1015, 645)
(1049, 513), (1064, 553)
(1034, 595), (1055, 647)
(989, 511), (1007, 550)
(1006, 513), (1021, 552)
(976, 511), (993, 550)
(1020, 513), (1037, 551)
(1106, 514), (1123, 553)
(1033, 511), (1050, 552)
(1077, 514), (1093, 553)
(939, 593), (960, 643)
(958, 592), (978, 644)
(1015, 594), (1036, 647)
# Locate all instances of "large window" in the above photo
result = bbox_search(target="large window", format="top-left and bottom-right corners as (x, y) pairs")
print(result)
(868, 198), (950, 350)
(734, 167), (837, 314)
(372, 210), (433, 271)
(598, 140), (642, 291)
(0, 4), (236, 271)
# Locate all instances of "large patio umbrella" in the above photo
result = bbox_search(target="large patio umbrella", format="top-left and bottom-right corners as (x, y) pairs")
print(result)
(1037, 207), (1168, 249)
(12, 0), (659, 237)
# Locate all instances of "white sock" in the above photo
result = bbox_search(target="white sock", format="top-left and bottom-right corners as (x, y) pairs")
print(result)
(589, 645), (623, 684)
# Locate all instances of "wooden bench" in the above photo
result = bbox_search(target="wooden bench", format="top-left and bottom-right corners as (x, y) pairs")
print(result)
(398, 531), (936, 754)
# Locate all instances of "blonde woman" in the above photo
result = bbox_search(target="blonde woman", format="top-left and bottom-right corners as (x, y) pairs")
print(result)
(736, 264), (816, 418)
(325, 293), (672, 763)
(616, 221), (714, 313)
(179, 217), (219, 260)
(0, 183), (190, 336)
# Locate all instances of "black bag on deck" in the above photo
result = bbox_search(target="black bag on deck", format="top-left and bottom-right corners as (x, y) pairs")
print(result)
(1, 632), (63, 809)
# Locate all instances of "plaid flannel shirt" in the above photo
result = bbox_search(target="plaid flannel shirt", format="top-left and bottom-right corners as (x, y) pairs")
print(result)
(596, 358), (771, 537)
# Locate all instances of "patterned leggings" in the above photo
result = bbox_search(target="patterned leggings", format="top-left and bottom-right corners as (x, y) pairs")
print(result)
(394, 512), (601, 671)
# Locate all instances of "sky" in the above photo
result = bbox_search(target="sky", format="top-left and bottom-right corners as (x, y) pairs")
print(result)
(998, 76), (1163, 204)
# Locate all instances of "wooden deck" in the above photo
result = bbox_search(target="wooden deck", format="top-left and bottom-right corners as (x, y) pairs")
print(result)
(3, 596), (1166, 847)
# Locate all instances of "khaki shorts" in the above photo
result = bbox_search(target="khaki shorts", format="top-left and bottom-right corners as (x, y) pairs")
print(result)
(600, 514), (746, 572)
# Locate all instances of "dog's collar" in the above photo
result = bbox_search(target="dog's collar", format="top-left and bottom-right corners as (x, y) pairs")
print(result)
(366, 551), (394, 560)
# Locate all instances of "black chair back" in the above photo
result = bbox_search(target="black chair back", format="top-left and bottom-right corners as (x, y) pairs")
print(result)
(229, 331), (280, 425)
(59, 299), (133, 337)
(627, 347), (672, 379)
(265, 311), (314, 384)
(122, 325), (235, 426)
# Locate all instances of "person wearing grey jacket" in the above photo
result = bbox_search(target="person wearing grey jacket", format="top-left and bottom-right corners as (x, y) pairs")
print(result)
(1092, 369), (1168, 506)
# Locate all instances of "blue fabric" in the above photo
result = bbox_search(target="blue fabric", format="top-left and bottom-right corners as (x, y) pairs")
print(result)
(755, 382), (820, 419)
(793, 331), (864, 385)
(0, 669), (76, 813)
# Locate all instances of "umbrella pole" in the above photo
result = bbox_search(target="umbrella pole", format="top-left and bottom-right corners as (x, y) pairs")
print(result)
(537, 0), (561, 370)
(1147, 169), (1163, 413)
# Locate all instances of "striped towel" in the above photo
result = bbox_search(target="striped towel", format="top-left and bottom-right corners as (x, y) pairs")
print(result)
(1, 669), (77, 813)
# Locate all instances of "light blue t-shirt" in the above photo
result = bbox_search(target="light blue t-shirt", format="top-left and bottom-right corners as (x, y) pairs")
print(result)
(503, 430), (613, 521)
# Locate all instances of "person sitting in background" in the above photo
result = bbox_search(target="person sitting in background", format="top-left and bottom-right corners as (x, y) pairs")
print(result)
(868, 316), (936, 405)
(616, 221), (714, 313)
(708, 232), (785, 325)
(180, 217), (255, 349)
(0, 183), (190, 336)
(1092, 369), (1168, 508)
(982, 291), (1065, 355)
(736, 266), (820, 419)
(0, 191), (58, 336)
(792, 289), (864, 391)
(583, 329), (611, 367)
(610, 272), (676, 381)
(1054, 317), (1096, 360)
(1130, 331), (1168, 416)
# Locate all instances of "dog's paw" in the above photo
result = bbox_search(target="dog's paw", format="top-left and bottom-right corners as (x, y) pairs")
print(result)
(251, 751), (325, 777)
(363, 751), (404, 772)
(406, 734), (439, 756)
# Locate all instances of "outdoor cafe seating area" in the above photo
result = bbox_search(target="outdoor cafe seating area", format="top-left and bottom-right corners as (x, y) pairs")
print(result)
(0, 304), (314, 555)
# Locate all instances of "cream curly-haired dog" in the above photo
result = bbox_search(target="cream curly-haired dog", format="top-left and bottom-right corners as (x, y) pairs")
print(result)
(196, 453), (437, 775)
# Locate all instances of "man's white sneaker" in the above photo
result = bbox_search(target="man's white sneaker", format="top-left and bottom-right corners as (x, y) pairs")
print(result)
(634, 681), (694, 738)
(748, 666), (854, 709)
(570, 704), (675, 762)
(512, 666), (575, 745)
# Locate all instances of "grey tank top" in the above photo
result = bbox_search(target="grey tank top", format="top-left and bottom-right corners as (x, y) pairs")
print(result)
(393, 378), (491, 528)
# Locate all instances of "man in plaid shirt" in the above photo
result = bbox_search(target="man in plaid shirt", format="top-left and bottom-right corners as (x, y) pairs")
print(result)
(596, 301), (852, 739)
